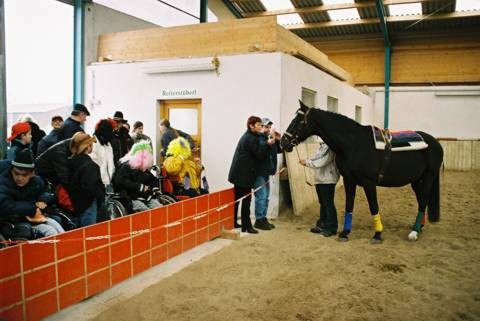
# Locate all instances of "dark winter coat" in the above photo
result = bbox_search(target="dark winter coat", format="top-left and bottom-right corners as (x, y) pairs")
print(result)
(28, 122), (46, 157)
(0, 168), (53, 223)
(37, 128), (61, 155)
(5, 139), (31, 161)
(35, 139), (72, 186)
(57, 117), (84, 141)
(113, 162), (158, 200)
(160, 127), (195, 157)
(256, 134), (281, 177)
(111, 127), (133, 165)
(68, 154), (104, 215)
(228, 130), (271, 188)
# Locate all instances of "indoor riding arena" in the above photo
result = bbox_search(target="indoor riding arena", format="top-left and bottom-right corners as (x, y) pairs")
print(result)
(0, 1), (479, 321)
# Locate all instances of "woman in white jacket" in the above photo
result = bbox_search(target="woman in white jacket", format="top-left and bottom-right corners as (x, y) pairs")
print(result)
(299, 140), (340, 237)
(90, 119), (116, 186)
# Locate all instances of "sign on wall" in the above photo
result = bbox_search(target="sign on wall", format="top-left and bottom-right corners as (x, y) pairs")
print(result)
(160, 89), (198, 98)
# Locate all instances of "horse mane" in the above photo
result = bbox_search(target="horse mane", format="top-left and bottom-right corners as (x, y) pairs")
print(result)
(312, 108), (362, 132)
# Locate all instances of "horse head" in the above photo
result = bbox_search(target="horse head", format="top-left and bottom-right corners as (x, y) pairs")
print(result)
(281, 100), (313, 152)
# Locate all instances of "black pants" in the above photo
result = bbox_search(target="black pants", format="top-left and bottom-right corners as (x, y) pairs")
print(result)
(315, 184), (338, 233)
(234, 185), (252, 229)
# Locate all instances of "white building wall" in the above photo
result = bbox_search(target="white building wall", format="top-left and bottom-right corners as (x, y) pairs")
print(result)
(279, 54), (374, 128)
(371, 86), (480, 139)
(85, 53), (283, 192)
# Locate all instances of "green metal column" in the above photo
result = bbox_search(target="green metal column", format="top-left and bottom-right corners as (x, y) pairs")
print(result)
(200, 0), (208, 23)
(0, 0), (7, 157)
(73, 0), (85, 105)
(375, 0), (391, 129)
(384, 46), (391, 129)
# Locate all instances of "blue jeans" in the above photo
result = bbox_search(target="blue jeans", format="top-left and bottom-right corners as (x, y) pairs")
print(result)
(77, 199), (97, 227)
(32, 218), (65, 238)
(254, 175), (270, 220)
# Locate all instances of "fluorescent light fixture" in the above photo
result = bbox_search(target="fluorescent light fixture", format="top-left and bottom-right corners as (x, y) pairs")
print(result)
(142, 62), (217, 74)
(456, 0), (480, 11)
(277, 13), (304, 25)
(261, 0), (295, 11)
(322, 0), (355, 4)
(328, 8), (360, 20)
(388, 3), (422, 16)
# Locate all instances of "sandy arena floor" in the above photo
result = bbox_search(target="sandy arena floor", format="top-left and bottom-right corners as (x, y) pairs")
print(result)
(92, 170), (480, 321)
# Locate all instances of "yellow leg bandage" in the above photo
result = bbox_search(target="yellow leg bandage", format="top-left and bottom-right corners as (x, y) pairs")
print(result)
(372, 214), (383, 232)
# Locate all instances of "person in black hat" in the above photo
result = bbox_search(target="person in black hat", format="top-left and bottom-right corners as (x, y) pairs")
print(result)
(0, 149), (64, 238)
(57, 103), (90, 141)
(111, 111), (133, 164)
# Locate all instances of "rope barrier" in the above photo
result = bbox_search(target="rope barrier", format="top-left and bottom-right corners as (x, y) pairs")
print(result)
(0, 167), (287, 246)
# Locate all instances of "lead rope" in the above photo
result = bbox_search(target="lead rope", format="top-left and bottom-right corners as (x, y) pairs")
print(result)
(294, 143), (313, 186)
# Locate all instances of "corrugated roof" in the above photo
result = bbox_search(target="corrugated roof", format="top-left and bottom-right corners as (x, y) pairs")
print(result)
(225, 0), (480, 40)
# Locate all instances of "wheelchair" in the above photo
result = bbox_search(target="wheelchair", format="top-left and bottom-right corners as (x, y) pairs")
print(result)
(0, 220), (34, 248)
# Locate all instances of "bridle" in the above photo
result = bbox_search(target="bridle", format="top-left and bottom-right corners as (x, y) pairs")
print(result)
(283, 107), (311, 147)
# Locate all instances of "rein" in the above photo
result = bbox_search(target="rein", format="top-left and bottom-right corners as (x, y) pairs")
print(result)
(285, 108), (314, 186)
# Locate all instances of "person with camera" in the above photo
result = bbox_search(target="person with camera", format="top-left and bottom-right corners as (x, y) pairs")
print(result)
(253, 117), (282, 230)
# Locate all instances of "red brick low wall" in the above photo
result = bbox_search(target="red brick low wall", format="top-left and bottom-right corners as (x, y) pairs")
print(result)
(0, 188), (234, 321)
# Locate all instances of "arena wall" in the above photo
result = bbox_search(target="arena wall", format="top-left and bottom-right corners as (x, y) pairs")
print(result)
(0, 189), (234, 321)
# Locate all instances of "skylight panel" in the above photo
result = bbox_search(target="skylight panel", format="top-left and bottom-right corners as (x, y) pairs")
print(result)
(328, 8), (360, 21)
(322, 0), (355, 4)
(277, 13), (304, 25)
(388, 3), (422, 16)
(261, 0), (295, 11)
(456, 0), (480, 11)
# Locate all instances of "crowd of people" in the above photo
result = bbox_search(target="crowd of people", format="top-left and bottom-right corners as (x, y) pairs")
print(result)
(0, 104), (205, 241)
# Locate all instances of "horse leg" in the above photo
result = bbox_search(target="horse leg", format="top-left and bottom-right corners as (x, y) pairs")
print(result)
(408, 173), (435, 241)
(362, 181), (383, 243)
(339, 178), (356, 241)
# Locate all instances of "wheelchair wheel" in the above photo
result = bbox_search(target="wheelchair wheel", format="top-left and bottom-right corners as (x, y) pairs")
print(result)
(157, 194), (177, 205)
(106, 199), (127, 219)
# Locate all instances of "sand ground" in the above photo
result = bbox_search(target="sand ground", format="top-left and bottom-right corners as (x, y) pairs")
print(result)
(93, 170), (480, 321)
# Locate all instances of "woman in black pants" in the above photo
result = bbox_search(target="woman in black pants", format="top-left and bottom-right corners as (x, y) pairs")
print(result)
(228, 116), (275, 234)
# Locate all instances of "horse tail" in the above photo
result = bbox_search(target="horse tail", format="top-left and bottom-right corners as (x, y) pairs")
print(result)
(427, 167), (441, 222)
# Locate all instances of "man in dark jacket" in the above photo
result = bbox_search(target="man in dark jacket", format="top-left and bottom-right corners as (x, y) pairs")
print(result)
(0, 149), (64, 238)
(111, 111), (133, 164)
(253, 117), (282, 230)
(228, 116), (275, 234)
(159, 119), (196, 157)
(57, 103), (89, 141)
(37, 115), (64, 155)
(36, 137), (73, 187)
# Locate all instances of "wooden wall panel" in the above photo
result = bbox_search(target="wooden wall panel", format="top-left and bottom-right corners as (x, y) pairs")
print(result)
(439, 140), (480, 171)
(311, 35), (480, 85)
(97, 17), (351, 83)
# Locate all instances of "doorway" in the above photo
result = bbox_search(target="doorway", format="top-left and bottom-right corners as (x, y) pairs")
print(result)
(158, 99), (202, 163)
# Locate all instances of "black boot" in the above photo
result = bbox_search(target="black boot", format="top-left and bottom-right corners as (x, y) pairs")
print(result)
(265, 218), (275, 229)
(241, 226), (258, 234)
(254, 218), (271, 230)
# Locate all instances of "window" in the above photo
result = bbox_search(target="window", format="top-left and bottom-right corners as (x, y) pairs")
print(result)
(355, 105), (362, 123)
(327, 96), (338, 113)
(301, 87), (316, 108)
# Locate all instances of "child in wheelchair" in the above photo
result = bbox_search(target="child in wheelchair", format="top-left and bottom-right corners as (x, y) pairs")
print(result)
(113, 140), (162, 212)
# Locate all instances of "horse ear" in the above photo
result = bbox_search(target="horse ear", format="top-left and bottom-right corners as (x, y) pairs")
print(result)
(298, 100), (309, 110)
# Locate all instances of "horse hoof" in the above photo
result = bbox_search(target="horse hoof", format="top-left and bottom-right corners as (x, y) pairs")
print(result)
(338, 236), (349, 242)
(408, 231), (419, 241)
(370, 238), (383, 245)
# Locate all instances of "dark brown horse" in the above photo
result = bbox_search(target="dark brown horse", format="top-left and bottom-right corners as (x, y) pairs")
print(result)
(281, 101), (443, 242)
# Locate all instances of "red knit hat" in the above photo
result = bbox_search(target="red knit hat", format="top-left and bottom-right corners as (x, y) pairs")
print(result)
(6, 122), (31, 142)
